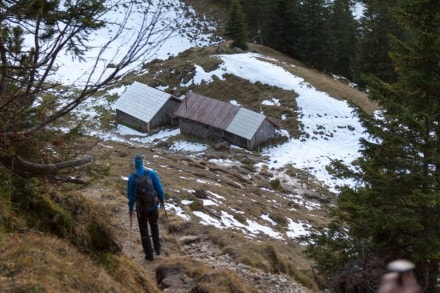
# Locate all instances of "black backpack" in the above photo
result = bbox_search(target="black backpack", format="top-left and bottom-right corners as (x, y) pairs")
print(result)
(133, 170), (158, 212)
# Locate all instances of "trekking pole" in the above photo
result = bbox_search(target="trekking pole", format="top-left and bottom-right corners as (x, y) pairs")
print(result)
(161, 203), (182, 256)
(129, 211), (133, 241)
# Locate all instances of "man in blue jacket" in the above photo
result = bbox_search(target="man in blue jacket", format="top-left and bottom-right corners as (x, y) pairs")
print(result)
(128, 154), (165, 261)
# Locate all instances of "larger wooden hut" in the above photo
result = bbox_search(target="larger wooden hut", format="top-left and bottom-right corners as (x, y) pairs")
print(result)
(114, 81), (181, 132)
(174, 92), (280, 150)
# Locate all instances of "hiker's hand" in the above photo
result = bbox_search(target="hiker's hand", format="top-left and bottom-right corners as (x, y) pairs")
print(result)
(160, 200), (166, 207)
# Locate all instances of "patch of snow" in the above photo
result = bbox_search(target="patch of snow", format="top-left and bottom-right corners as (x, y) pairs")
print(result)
(167, 203), (191, 221)
(170, 141), (208, 152)
(202, 199), (217, 206)
(181, 200), (193, 205)
(261, 214), (277, 226)
(261, 98), (280, 106)
(286, 218), (311, 240)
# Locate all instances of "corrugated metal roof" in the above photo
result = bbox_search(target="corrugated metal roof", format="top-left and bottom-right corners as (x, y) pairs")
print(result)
(174, 92), (239, 129)
(226, 108), (266, 140)
(175, 92), (277, 140)
(114, 81), (172, 122)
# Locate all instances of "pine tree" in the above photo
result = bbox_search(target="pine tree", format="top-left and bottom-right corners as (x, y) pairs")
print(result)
(296, 0), (335, 72)
(306, 0), (440, 290)
(328, 0), (357, 79)
(240, 0), (270, 44)
(352, 0), (402, 88)
(263, 0), (300, 57)
(225, 0), (248, 50)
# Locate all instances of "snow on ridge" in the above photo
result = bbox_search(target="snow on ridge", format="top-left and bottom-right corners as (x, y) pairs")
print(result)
(188, 52), (366, 192)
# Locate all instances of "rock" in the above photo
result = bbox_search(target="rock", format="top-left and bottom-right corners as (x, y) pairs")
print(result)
(156, 264), (197, 291)
(200, 244), (208, 253)
(194, 189), (208, 199)
(179, 235), (200, 245)
(213, 140), (230, 151)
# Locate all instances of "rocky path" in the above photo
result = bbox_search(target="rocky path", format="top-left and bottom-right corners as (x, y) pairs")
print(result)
(84, 142), (315, 292)
(109, 202), (310, 292)
(181, 237), (309, 293)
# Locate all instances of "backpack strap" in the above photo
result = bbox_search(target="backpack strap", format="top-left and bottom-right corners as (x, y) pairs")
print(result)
(132, 170), (152, 193)
(132, 169), (149, 177)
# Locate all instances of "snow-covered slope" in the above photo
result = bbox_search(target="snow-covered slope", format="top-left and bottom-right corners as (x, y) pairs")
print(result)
(62, 1), (370, 241)
(64, 1), (367, 192)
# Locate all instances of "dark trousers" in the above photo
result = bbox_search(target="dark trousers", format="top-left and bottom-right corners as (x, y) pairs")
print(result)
(136, 207), (160, 257)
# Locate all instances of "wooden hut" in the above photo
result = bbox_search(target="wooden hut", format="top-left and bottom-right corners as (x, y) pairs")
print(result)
(174, 92), (280, 150)
(114, 81), (181, 132)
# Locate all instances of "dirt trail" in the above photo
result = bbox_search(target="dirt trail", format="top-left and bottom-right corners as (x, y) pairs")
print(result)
(82, 141), (314, 292)
(116, 207), (165, 283)
(83, 181), (170, 285)
(112, 204), (310, 292)
(85, 183), (311, 292)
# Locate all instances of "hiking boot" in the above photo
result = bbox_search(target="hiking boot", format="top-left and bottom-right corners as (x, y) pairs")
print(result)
(145, 254), (153, 261)
(155, 248), (161, 256)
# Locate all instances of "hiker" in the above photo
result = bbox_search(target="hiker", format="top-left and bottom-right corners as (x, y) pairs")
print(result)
(128, 154), (165, 261)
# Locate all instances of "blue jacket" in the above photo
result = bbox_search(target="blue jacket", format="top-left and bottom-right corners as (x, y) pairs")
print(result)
(128, 167), (164, 212)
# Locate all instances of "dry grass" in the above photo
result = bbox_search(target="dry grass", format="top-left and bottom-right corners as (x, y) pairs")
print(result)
(0, 175), (159, 292)
(0, 168), (28, 234)
(0, 232), (157, 292)
(0, 196), (25, 235)
(156, 257), (255, 293)
(196, 270), (256, 293)
(207, 229), (319, 290)
(164, 218), (319, 290)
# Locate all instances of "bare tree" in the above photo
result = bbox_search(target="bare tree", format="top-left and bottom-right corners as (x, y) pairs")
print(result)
(0, 0), (180, 179)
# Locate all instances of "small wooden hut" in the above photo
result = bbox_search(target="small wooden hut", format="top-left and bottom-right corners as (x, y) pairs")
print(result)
(174, 92), (280, 150)
(114, 81), (181, 132)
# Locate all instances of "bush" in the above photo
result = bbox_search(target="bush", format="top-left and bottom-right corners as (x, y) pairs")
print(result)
(189, 198), (203, 211)
(270, 178), (281, 190)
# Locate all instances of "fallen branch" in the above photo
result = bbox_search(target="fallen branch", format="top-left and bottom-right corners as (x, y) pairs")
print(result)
(0, 151), (92, 176)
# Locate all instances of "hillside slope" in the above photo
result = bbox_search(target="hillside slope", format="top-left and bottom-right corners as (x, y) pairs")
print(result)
(72, 42), (374, 291)
(86, 140), (320, 292)
(0, 1), (377, 291)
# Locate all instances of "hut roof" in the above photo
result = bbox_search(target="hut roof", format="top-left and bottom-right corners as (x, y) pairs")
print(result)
(114, 81), (175, 122)
(175, 92), (274, 140)
(174, 92), (239, 129)
(227, 108), (266, 140)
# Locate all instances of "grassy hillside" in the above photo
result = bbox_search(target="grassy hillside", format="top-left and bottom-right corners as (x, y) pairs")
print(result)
(0, 17), (376, 291)
(0, 167), (158, 292)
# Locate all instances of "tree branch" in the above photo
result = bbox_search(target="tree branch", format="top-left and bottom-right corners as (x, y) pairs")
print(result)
(0, 151), (92, 176)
